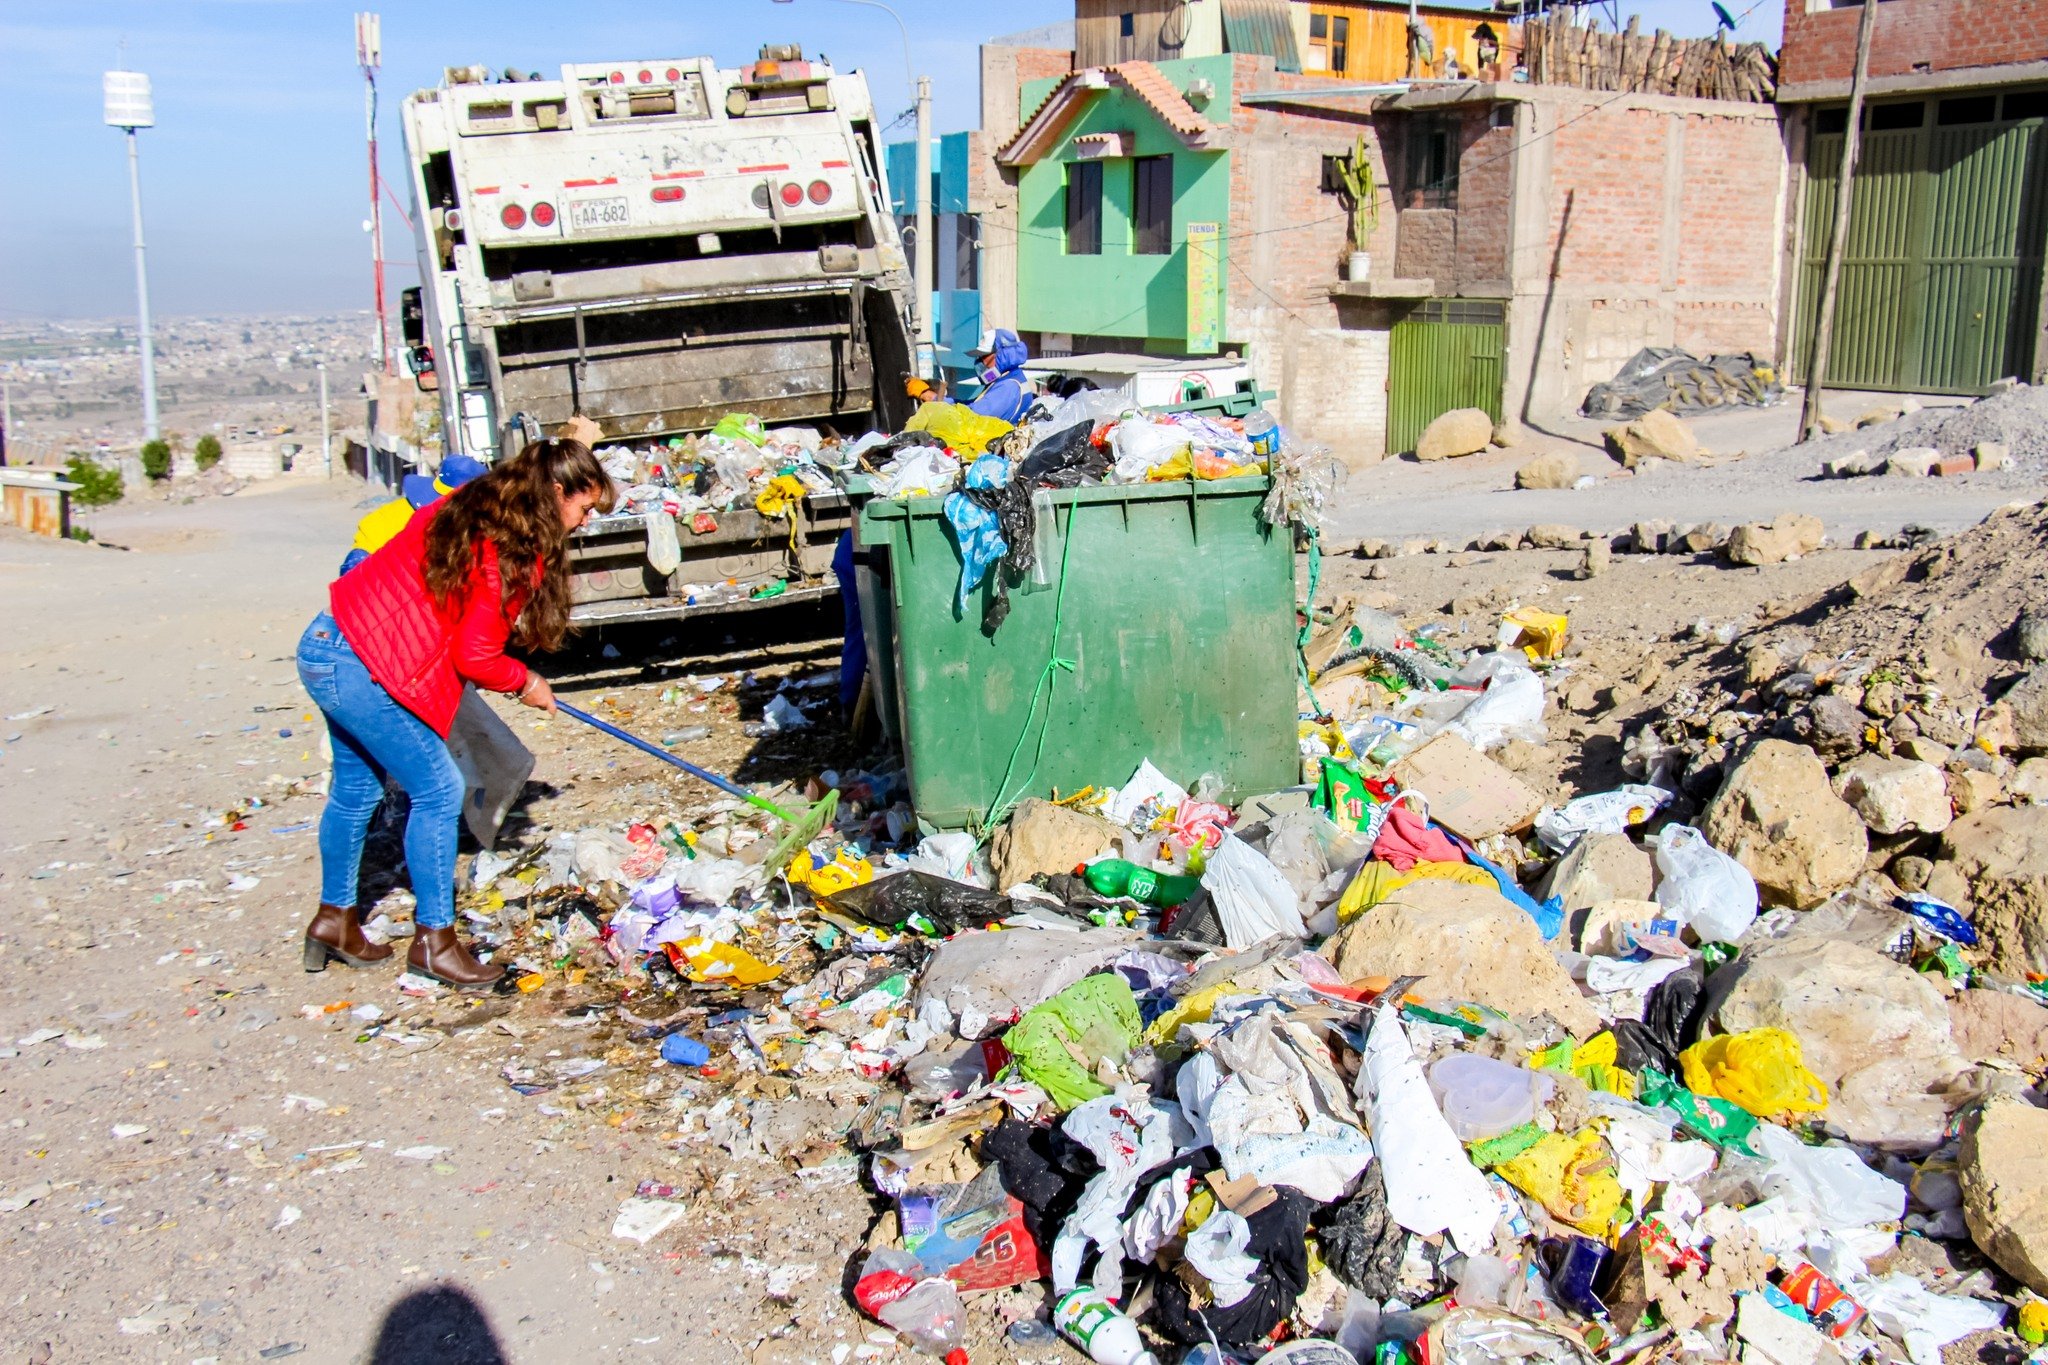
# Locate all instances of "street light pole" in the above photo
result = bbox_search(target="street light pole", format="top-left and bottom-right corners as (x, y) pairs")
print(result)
(769, 0), (932, 378)
(318, 361), (333, 478)
(104, 70), (160, 443)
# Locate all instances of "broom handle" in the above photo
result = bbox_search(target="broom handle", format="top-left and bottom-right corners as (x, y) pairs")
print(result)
(555, 702), (798, 824)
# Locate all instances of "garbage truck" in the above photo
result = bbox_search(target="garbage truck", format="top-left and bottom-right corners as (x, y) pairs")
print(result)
(396, 46), (917, 624)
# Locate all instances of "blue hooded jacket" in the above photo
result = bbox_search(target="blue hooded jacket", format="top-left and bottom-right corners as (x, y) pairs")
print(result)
(967, 329), (1032, 425)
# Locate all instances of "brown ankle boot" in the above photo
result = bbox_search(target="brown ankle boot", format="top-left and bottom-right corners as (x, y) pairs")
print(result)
(303, 903), (395, 972)
(407, 926), (505, 990)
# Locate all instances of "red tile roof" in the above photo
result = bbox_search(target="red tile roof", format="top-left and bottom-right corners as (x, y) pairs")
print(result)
(997, 61), (1218, 166)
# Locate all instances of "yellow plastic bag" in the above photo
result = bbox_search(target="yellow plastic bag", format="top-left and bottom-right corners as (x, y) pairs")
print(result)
(754, 473), (809, 519)
(1496, 1129), (1624, 1235)
(1680, 1028), (1828, 1118)
(665, 937), (781, 986)
(786, 847), (874, 898)
(1499, 607), (1569, 661)
(903, 400), (1012, 457)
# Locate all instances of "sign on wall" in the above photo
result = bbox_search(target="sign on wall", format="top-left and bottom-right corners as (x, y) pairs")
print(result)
(1186, 221), (1220, 354)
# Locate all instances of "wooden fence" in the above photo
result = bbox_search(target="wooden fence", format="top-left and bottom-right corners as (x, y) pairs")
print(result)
(1522, 11), (1777, 103)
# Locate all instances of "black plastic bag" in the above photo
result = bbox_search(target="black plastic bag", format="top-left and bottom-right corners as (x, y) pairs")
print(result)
(1316, 1162), (1405, 1298)
(823, 871), (1009, 936)
(1611, 961), (1706, 1073)
(1149, 1188), (1316, 1349)
(1017, 422), (1110, 488)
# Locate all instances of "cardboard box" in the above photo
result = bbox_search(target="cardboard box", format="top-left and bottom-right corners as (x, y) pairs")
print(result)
(1390, 733), (1543, 839)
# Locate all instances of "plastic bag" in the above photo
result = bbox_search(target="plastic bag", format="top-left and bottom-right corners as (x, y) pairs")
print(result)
(1428, 1052), (1555, 1142)
(874, 447), (961, 499)
(1354, 1009), (1499, 1255)
(1203, 834), (1306, 948)
(1184, 1208), (1260, 1307)
(1498, 607), (1569, 661)
(711, 411), (767, 446)
(1652, 825), (1759, 942)
(824, 870), (1009, 936)
(1638, 1067), (1761, 1153)
(1749, 1121), (1907, 1229)
(1106, 759), (1189, 829)
(1494, 1129), (1624, 1235)
(1033, 385), (1137, 440)
(904, 400), (1013, 457)
(1261, 441), (1347, 533)
(942, 456), (1011, 612)
(1106, 417), (1190, 483)
(1016, 420), (1111, 488)
(1050, 1088), (1179, 1294)
(1679, 1028), (1829, 1119)
(1533, 785), (1669, 853)
(1002, 973), (1142, 1112)
(1445, 655), (1547, 751)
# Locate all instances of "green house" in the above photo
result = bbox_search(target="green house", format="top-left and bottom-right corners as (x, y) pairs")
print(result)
(998, 56), (1236, 355)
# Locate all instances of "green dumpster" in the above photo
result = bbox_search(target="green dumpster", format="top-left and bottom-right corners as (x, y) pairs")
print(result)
(856, 475), (1299, 829)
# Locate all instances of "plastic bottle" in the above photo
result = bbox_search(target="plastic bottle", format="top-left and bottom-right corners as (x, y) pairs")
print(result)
(659, 1033), (710, 1066)
(1054, 1287), (1159, 1365)
(1242, 408), (1281, 458)
(1078, 859), (1202, 908)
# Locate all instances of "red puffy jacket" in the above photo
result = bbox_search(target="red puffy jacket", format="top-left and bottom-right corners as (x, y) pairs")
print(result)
(330, 504), (535, 737)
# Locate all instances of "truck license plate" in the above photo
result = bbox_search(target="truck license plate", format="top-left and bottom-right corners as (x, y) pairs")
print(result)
(569, 196), (630, 231)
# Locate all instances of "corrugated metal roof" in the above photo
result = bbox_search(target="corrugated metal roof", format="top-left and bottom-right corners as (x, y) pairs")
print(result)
(1222, 0), (1302, 73)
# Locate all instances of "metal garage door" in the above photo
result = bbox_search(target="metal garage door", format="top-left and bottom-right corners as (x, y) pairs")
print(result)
(1793, 91), (2048, 394)
(1386, 299), (1505, 455)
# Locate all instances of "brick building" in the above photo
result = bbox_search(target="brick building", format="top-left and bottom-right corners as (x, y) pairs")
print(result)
(1778, 0), (2048, 393)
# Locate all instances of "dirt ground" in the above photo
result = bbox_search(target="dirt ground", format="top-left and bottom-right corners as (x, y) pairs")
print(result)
(0, 474), (2005, 1362)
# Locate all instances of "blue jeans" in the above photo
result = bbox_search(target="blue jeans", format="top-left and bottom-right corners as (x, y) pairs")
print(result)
(296, 613), (463, 930)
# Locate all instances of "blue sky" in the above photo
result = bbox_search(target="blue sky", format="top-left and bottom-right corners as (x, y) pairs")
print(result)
(0, 0), (1776, 321)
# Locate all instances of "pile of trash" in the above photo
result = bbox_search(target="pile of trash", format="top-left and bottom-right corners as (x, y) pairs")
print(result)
(1579, 349), (1783, 422)
(439, 492), (2048, 1365)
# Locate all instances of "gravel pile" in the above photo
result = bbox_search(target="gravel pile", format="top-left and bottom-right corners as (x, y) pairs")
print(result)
(1802, 383), (2048, 473)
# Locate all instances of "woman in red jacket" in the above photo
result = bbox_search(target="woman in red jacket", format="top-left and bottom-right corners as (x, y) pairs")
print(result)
(296, 439), (614, 987)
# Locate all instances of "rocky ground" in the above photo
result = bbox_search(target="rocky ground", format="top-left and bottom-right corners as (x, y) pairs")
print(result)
(3, 466), (2045, 1363)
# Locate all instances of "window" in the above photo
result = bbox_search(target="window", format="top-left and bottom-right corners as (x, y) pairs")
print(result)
(1308, 10), (1350, 75)
(1937, 95), (1996, 126)
(1815, 106), (1849, 135)
(1134, 156), (1173, 255)
(1119, 11), (1135, 37)
(1868, 101), (1924, 130)
(1403, 115), (1459, 210)
(950, 213), (979, 291)
(1065, 160), (1103, 255)
(2006, 90), (2048, 121)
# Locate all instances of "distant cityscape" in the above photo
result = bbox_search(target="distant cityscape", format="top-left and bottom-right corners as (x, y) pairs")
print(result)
(0, 313), (373, 466)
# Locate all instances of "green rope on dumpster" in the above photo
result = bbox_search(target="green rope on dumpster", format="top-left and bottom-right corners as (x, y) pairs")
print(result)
(979, 505), (1079, 837)
(1296, 527), (1326, 718)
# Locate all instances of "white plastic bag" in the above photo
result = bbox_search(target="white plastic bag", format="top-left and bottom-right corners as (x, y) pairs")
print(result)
(907, 831), (979, 883)
(1652, 824), (1759, 942)
(1355, 1009), (1499, 1256)
(1105, 759), (1189, 828)
(1035, 385), (1137, 439)
(1052, 1089), (1181, 1295)
(1203, 834), (1306, 948)
(1106, 417), (1190, 482)
(645, 511), (682, 576)
(1849, 1272), (2006, 1365)
(1751, 1122), (1907, 1230)
(874, 448), (961, 498)
(1533, 784), (1670, 853)
(1183, 1209), (1259, 1307)
(1445, 655), (1547, 751)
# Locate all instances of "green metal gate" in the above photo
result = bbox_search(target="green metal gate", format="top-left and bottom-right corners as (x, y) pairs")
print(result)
(1793, 92), (2048, 394)
(1387, 299), (1505, 455)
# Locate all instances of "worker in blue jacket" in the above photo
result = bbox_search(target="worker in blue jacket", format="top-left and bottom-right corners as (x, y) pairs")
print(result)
(966, 328), (1034, 425)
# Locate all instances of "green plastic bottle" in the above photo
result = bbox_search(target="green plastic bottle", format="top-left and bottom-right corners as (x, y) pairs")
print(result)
(1078, 859), (1201, 907)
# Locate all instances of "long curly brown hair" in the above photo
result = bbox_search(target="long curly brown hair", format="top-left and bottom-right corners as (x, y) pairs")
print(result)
(423, 439), (615, 652)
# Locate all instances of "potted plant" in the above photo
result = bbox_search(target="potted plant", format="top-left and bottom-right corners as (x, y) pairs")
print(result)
(1335, 134), (1380, 280)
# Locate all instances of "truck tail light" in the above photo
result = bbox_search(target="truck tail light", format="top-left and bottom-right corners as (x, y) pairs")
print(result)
(779, 182), (804, 207)
(500, 203), (527, 230)
(807, 179), (831, 205)
(637, 69), (653, 84)
(666, 66), (681, 81)
(444, 208), (465, 232)
(750, 183), (771, 209)
(651, 185), (686, 203)
(530, 201), (556, 227)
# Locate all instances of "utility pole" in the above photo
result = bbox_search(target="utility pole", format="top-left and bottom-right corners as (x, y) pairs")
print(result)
(914, 75), (934, 380)
(357, 13), (393, 375)
(104, 69), (160, 443)
(318, 361), (333, 478)
(1800, 0), (1878, 442)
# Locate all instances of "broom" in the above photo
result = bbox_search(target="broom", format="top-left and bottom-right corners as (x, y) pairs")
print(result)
(555, 702), (839, 872)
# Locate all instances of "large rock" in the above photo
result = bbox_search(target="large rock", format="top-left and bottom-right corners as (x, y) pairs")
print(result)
(986, 798), (1119, 890)
(1949, 988), (2048, 1066)
(1539, 832), (1655, 917)
(1414, 408), (1494, 461)
(1725, 514), (1826, 567)
(1324, 878), (1599, 1036)
(1959, 1097), (2048, 1295)
(1935, 806), (2048, 975)
(1605, 409), (1702, 467)
(2002, 666), (2048, 749)
(1702, 740), (1868, 908)
(1707, 936), (1969, 1149)
(1515, 452), (1580, 490)
(1832, 755), (1953, 836)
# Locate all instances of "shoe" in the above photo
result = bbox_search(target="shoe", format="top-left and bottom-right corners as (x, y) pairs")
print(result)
(407, 926), (505, 990)
(302, 902), (395, 972)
